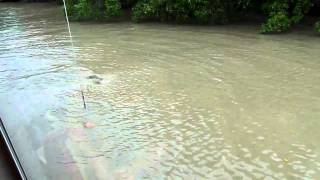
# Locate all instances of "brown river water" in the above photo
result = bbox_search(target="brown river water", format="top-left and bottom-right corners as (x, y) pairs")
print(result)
(1, 3), (320, 180)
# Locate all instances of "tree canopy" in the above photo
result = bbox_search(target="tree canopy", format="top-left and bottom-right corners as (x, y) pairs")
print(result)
(65, 0), (320, 34)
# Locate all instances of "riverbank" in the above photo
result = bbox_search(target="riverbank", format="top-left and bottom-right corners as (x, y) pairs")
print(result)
(63, 7), (319, 37)
(1, 0), (320, 34)
(63, 0), (320, 34)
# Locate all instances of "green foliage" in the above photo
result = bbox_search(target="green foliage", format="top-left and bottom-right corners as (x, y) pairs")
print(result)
(261, 11), (291, 33)
(67, 0), (101, 20)
(132, 0), (157, 22)
(66, 0), (121, 20)
(64, 0), (319, 34)
(260, 0), (312, 33)
(261, 0), (290, 33)
(291, 0), (311, 24)
(131, 0), (250, 24)
(262, 0), (289, 14)
(105, 0), (122, 19)
(73, 0), (94, 20)
(65, 0), (76, 16)
(315, 21), (320, 33)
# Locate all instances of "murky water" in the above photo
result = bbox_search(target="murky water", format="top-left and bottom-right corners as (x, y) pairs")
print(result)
(1, 3), (320, 180)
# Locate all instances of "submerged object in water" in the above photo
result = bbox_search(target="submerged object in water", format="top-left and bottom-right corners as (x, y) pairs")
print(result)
(87, 75), (103, 81)
(83, 121), (95, 129)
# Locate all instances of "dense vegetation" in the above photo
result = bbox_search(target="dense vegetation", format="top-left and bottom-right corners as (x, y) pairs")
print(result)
(315, 21), (320, 32)
(65, 0), (320, 34)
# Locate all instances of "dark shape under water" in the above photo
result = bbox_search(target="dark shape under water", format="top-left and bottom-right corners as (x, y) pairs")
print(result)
(87, 75), (103, 81)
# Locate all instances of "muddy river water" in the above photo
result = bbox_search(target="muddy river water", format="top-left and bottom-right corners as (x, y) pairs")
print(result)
(1, 3), (320, 179)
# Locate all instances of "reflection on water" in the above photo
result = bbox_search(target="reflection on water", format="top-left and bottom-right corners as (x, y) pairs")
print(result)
(1, 3), (320, 180)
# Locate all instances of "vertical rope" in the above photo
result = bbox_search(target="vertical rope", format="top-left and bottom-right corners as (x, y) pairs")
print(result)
(62, 0), (74, 48)
(62, 0), (88, 110)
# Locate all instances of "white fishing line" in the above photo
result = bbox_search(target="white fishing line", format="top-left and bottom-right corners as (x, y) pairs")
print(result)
(62, 0), (74, 47)
(62, 0), (87, 109)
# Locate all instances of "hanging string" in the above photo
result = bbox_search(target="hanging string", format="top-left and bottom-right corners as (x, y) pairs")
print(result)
(61, 0), (87, 110)
(61, 0), (74, 48)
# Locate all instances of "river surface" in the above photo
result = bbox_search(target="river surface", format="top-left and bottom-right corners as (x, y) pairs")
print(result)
(1, 3), (320, 180)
